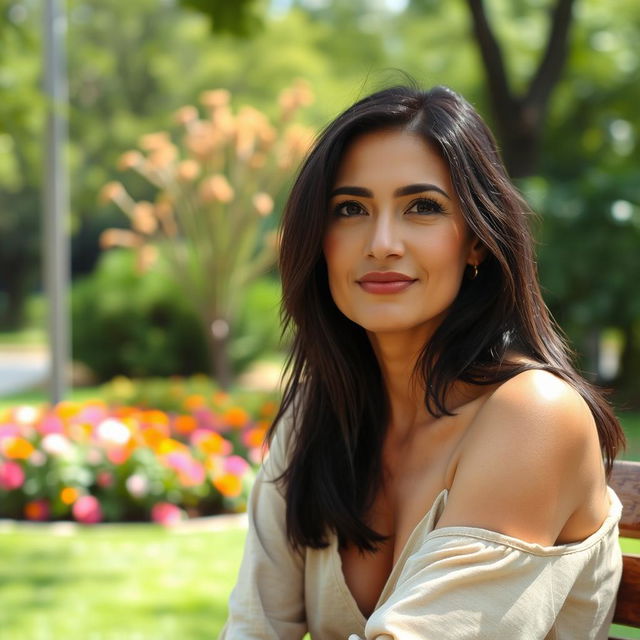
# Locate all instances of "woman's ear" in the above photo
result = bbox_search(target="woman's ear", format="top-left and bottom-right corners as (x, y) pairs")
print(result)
(467, 236), (488, 267)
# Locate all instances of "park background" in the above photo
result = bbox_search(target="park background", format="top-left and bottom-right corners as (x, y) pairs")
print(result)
(0, 0), (639, 638)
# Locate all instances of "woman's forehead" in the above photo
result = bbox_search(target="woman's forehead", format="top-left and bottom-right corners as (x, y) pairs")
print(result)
(333, 129), (454, 194)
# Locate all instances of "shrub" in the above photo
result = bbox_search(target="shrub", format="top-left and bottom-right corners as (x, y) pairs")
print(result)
(72, 250), (283, 382)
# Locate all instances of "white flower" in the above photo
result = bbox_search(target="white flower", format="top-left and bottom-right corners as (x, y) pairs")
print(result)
(15, 405), (39, 425)
(41, 433), (73, 457)
(126, 473), (149, 499)
(97, 418), (131, 446)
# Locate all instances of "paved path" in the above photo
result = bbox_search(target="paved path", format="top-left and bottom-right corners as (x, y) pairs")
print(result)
(0, 345), (49, 397)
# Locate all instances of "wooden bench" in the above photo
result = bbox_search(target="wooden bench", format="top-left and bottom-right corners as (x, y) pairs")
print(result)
(608, 460), (640, 639)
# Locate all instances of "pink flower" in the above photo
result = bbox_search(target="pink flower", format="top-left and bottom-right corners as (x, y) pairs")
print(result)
(0, 424), (20, 439)
(224, 455), (250, 476)
(39, 414), (64, 435)
(151, 502), (182, 526)
(0, 460), (25, 490)
(72, 495), (102, 524)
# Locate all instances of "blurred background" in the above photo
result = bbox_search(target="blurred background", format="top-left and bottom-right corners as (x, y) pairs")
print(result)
(0, 0), (639, 638)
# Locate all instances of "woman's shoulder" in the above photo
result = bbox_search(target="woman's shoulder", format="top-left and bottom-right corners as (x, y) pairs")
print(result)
(436, 369), (607, 545)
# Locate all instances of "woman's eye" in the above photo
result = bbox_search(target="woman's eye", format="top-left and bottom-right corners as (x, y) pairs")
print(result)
(407, 198), (445, 215)
(334, 201), (366, 217)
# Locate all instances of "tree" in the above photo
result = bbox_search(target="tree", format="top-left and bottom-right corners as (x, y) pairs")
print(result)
(464, 0), (576, 178)
(99, 83), (314, 387)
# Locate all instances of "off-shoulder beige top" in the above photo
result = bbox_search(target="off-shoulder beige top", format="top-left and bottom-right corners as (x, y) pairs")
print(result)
(219, 416), (623, 640)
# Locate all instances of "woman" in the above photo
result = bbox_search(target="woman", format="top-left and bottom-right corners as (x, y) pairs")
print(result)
(220, 85), (625, 639)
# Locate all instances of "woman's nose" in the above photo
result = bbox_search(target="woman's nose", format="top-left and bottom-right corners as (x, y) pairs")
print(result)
(366, 213), (404, 259)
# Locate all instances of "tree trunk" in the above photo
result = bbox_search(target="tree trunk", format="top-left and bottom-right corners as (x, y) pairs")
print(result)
(614, 323), (640, 410)
(465, 0), (576, 178)
(207, 315), (233, 390)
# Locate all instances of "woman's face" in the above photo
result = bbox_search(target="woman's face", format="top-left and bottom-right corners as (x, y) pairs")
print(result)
(323, 129), (483, 342)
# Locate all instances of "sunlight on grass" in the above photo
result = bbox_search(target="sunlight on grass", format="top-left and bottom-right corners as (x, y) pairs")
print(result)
(0, 523), (246, 639)
(0, 524), (637, 639)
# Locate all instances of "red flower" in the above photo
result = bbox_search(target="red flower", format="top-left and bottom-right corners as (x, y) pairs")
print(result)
(24, 499), (50, 522)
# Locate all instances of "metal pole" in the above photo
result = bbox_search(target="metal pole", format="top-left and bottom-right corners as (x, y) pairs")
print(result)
(43, 0), (69, 404)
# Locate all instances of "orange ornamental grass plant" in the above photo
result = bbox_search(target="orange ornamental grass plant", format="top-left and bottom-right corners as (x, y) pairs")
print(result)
(0, 381), (279, 524)
(99, 81), (315, 388)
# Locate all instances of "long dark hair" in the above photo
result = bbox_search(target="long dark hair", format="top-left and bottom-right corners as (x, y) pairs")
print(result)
(270, 85), (625, 552)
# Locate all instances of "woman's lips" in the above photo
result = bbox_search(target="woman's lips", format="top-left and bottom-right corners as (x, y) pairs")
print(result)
(357, 272), (417, 294)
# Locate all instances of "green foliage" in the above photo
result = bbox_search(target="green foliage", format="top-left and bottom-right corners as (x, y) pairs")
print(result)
(71, 249), (210, 381)
(71, 249), (282, 381)
(179, 0), (264, 36)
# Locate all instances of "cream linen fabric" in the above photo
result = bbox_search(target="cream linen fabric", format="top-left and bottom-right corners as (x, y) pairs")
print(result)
(219, 417), (623, 640)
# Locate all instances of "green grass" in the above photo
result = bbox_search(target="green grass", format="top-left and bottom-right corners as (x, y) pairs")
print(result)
(0, 521), (246, 639)
(0, 523), (637, 640)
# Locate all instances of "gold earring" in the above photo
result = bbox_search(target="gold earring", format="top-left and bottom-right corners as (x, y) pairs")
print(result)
(470, 264), (479, 280)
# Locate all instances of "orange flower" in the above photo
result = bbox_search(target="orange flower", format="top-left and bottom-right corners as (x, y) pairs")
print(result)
(2, 437), (35, 459)
(141, 410), (169, 426)
(213, 473), (242, 498)
(195, 432), (228, 456)
(60, 487), (79, 505)
(184, 394), (206, 411)
(174, 415), (198, 435)
(223, 407), (249, 429)
(212, 391), (230, 406)
(117, 150), (143, 171)
(139, 426), (166, 450)
(260, 401), (278, 418)
(199, 174), (234, 203)
(252, 192), (274, 217)
(244, 426), (267, 449)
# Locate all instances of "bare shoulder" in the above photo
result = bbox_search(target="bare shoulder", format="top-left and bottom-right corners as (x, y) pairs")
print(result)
(437, 370), (607, 544)
(479, 368), (597, 449)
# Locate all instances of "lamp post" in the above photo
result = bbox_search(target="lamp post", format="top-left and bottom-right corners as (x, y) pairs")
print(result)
(43, 0), (70, 404)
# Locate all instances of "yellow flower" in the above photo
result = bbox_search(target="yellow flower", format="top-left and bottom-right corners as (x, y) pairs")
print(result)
(213, 473), (242, 498)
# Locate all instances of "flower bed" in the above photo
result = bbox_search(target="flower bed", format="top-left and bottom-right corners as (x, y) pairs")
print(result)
(0, 376), (278, 525)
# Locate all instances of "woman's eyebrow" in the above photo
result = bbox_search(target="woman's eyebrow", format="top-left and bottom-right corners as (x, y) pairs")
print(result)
(330, 186), (372, 198)
(330, 183), (450, 200)
(394, 183), (450, 199)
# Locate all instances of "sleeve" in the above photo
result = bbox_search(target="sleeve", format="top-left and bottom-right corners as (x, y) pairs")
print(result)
(218, 409), (307, 640)
(358, 530), (578, 640)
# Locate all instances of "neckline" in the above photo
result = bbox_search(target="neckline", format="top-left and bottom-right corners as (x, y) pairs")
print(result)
(332, 488), (449, 623)
(331, 486), (621, 622)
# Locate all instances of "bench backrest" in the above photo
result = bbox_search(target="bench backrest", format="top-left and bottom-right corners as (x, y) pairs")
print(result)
(608, 459), (640, 637)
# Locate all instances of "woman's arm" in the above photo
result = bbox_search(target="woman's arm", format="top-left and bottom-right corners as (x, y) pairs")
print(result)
(219, 411), (307, 640)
